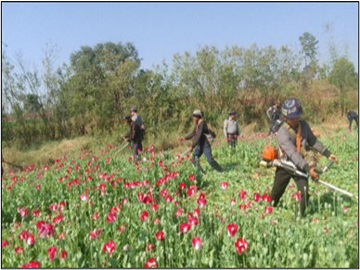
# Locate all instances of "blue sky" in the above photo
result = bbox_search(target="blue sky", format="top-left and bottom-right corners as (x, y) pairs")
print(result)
(2, 2), (359, 71)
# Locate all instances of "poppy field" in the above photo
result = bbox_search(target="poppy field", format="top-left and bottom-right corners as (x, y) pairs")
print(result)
(1, 130), (358, 268)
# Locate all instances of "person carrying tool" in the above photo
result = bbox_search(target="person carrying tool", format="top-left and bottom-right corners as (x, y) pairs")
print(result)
(123, 115), (143, 161)
(223, 110), (240, 147)
(183, 110), (223, 173)
(270, 98), (337, 216)
(347, 110), (358, 131)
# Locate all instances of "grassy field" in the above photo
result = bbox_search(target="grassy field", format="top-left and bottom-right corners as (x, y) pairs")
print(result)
(1, 126), (358, 268)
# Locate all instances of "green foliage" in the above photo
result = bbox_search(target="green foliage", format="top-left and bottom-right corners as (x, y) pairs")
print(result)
(1, 40), (358, 148)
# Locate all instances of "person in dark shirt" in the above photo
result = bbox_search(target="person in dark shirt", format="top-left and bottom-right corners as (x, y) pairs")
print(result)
(347, 110), (358, 131)
(184, 110), (223, 172)
(123, 115), (143, 161)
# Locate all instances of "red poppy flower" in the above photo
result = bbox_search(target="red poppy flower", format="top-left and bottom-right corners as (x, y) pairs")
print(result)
(239, 190), (247, 199)
(18, 230), (29, 240)
(192, 236), (202, 250)
(93, 212), (99, 219)
(143, 256), (158, 268)
(155, 231), (164, 240)
(48, 247), (57, 261)
(253, 192), (261, 202)
(234, 237), (248, 254)
(197, 196), (207, 208)
(15, 247), (24, 254)
(60, 250), (67, 259)
(106, 213), (116, 223)
(262, 193), (272, 202)
(32, 210), (41, 216)
(227, 224), (238, 237)
(180, 223), (191, 233)
(265, 206), (273, 214)
(141, 211), (149, 221)
(151, 204), (159, 212)
(179, 182), (187, 190)
(53, 214), (63, 224)
(188, 215), (199, 226)
(103, 239), (116, 254)
(38, 223), (55, 238)
(165, 194), (173, 202)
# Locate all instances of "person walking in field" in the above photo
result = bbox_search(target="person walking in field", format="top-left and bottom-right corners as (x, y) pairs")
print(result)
(184, 110), (223, 172)
(270, 98), (337, 217)
(347, 110), (358, 131)
(223, 110), (240, 147)
(123, 115), (143, 161)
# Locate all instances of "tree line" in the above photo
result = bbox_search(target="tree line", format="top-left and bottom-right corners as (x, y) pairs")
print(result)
(1, 32), (358, 148)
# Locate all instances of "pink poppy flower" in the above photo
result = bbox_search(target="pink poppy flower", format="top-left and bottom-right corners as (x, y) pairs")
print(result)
(2, 239), (9, 248)
(253, 192), (261, 202)
(26, 234), (35, 245)
(146, 243), (155, 251)
(220, 181), (229, 190)
(239, 190), (247, 199)
(80, 193), (89, 201)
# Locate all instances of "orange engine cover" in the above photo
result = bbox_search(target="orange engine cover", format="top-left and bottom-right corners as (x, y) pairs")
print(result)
(262, 146), (277, 161)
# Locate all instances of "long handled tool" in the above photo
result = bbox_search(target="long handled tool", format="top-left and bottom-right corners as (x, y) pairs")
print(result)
(113, 142), (130, 156)
(260, 159), (354, 197)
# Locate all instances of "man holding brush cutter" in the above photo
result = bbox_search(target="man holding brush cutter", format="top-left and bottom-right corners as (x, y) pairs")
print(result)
(260, 98), (338, 217)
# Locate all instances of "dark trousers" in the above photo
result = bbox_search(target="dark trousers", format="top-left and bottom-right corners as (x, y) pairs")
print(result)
(132, 141), (143, 161)
(349, 118), (358, 130)
(270, 167), (309, 216)
(227, 133), (238, 147)
(193, 141), (223, 172)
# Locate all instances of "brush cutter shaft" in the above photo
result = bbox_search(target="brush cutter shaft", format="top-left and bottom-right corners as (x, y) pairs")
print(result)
(318, 180), (354, 197)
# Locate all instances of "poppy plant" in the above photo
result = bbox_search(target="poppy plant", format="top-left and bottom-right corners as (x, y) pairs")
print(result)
(141, 211), (149, 221)
(103, 239), (116, 254)
(235, 237), (248, 254)
(180, 223), (191, 233)
(227, 224), (238, 237)
(192, 236), (202, 250)
(143, 257), (158, 268)
(48, 247), (57, 261)
(155, 230), (164, 240)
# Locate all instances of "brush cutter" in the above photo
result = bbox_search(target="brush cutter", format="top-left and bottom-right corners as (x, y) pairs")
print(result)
(259, 158), (354, 197)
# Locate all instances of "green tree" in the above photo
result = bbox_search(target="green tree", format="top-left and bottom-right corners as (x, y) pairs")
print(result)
(299, 32), (319, 66)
